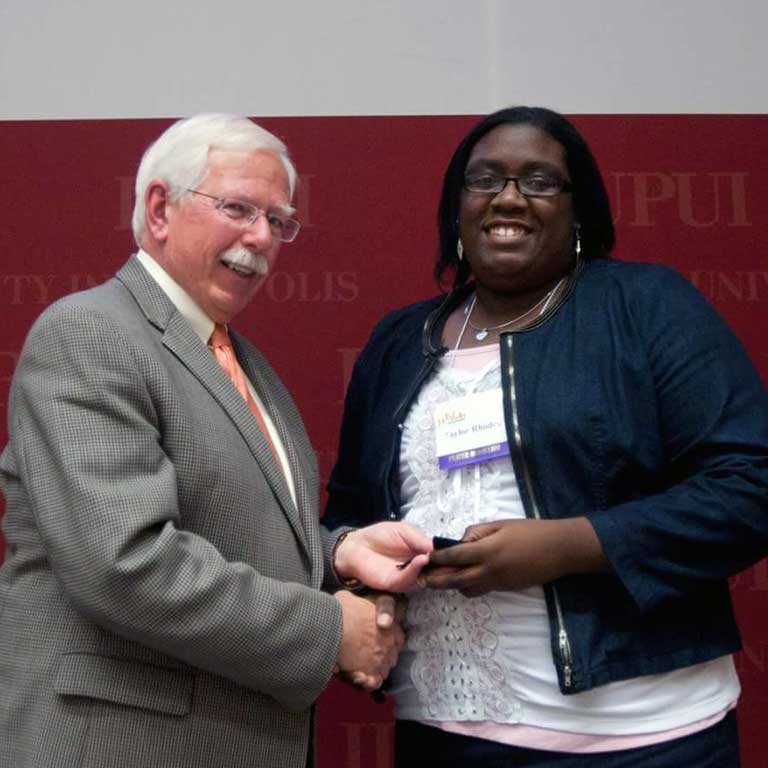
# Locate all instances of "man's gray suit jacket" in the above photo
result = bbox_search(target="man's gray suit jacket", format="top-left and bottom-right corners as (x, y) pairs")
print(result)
(0, 256), (343, 768)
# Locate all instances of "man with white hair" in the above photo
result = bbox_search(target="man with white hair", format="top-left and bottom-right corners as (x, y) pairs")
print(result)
(0, 114), (431, 768)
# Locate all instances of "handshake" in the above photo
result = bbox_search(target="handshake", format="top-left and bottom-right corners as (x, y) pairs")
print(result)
(330, 522), (433, 692)
(328, 515), (610, 692)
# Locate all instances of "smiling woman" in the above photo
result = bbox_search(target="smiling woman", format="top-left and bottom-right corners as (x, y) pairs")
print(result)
(323, 106), (768, 767)
(456, 124), (576, 322)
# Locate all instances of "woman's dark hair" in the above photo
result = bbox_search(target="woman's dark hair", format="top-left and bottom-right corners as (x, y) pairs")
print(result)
(436, 106), (615, 288)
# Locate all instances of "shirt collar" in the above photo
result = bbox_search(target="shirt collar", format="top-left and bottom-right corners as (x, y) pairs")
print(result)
(136, 249), (215, 344)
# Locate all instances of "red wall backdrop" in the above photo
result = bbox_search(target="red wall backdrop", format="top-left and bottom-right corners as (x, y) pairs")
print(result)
(1, 115), (766, 767)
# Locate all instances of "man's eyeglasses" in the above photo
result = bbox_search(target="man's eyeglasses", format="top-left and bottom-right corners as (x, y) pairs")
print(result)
(464, 173), (573, 198)
(187, 189), (301, 243)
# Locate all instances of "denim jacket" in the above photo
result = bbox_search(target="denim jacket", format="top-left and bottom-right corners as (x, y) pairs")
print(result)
(325, 258), (768, 694)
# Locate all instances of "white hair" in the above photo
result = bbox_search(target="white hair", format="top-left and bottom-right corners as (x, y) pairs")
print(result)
(131, 113), (297, 245)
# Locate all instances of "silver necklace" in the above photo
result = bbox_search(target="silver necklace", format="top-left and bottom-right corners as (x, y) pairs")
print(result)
(465, 277), (565, 341)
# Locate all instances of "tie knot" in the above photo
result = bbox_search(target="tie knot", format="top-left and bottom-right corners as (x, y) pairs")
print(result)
(209, 323), (231, 349)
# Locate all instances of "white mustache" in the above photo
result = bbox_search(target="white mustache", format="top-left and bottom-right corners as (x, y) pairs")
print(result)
(220, 247), (269, 276)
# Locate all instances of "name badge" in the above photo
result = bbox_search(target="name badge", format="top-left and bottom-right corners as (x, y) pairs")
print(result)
(433, 389), (510, 470)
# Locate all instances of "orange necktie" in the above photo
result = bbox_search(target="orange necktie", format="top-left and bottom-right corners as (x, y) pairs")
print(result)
(209, 324), (285, 474)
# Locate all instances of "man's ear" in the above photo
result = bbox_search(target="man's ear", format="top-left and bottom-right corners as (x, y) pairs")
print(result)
(145, 181), (172, 242)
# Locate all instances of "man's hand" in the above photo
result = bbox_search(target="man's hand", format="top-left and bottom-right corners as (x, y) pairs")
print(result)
(421, 518), (609, 597)
(334, 522), (432, 592)
(334, 591), (405, 691)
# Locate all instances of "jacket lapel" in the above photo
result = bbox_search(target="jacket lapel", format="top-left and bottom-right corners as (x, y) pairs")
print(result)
(235, 338), (323, 583)
(116, 256), (311, 559)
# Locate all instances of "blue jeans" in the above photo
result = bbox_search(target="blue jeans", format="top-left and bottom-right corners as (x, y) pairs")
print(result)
(394, 712), (740, 768)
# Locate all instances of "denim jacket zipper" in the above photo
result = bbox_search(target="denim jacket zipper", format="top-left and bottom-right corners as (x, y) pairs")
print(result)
(502, 332), (574, 689)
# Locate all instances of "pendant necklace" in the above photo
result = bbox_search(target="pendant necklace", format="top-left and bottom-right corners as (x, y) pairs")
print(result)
(465, 277), (565, 341)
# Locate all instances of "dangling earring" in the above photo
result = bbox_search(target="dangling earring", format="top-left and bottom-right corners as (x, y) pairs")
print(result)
(456, 238), (464, 261)
(574, 225), (582, 258)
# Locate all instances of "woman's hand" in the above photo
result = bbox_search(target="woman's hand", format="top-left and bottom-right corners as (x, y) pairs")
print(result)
(421, 518), (609, 597)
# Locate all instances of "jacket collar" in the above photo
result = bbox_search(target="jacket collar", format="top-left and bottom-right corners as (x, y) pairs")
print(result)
(422, 283), (473, 357)
(423, 258), (587, 352)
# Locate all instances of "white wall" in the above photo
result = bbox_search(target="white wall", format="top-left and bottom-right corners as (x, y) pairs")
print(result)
(1, 0), (765, 119)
